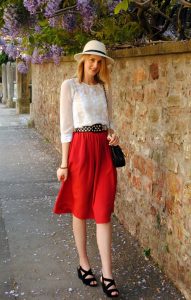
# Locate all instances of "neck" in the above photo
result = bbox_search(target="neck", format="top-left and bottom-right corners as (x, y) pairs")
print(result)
(83, 75), (97, 85)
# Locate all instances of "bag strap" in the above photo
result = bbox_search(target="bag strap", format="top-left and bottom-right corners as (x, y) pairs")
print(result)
(102, 85), (111, 129)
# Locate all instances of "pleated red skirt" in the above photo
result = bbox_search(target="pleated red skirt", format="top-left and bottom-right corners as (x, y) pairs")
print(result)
(53, 131), (117, 223)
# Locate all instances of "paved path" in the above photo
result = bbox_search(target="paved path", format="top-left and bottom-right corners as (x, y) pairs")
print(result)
(0, 103), (185, 300)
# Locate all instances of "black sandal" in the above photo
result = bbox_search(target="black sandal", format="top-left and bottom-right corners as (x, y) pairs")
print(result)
(101, 275), (119, 298)
(77, 266), (98, 287)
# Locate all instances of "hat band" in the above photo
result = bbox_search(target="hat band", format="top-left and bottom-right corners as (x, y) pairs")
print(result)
(84, 49), (106, 56)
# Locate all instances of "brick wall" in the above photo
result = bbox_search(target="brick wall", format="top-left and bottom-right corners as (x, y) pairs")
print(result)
(31, 40), (191, 299)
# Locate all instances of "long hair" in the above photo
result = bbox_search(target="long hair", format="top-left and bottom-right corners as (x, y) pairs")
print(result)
(76, 54), (111, 86)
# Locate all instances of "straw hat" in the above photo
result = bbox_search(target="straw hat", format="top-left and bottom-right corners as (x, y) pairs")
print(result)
(74, 40), (114, 65)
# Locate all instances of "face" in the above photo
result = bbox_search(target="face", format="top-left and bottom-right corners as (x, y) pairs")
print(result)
(84, 55), (102, 77)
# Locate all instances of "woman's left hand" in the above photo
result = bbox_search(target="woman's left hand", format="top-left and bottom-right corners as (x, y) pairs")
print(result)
(107, 132), (119, 146)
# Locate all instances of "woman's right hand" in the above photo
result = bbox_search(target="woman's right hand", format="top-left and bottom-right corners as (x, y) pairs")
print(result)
(57, 167), (68, 182)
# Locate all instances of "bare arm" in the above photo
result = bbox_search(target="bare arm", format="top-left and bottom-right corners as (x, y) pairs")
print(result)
(57, 140), (71, 182)
(61, 142), (70, 167)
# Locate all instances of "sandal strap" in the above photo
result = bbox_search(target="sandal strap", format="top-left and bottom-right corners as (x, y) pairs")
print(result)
(83, 277), (96, 284)
(102, 275), (119, 295)
(102, 276), (116, 286)
(105, 281), (115, 290)
(79, 266), (94, 279)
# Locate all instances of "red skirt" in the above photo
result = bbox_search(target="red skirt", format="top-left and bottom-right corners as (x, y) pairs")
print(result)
(53, 131), (117, 224)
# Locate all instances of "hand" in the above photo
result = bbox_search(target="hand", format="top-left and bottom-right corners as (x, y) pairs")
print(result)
(57, 167), (68, 182)
(107, 132), (119, 146)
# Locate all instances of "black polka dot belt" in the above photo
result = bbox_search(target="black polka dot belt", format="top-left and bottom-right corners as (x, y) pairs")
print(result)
(74, 123), (108, 133)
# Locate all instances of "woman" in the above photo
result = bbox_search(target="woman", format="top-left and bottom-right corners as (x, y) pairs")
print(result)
(53, 40), (119, 298)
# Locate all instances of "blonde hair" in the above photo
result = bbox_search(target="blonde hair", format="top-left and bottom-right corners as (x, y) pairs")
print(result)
(76, 54), (111, 86)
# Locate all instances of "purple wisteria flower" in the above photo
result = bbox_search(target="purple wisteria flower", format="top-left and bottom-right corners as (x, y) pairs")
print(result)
(23, 0), (41, 14)
(44, 0), (62, 18)
(34, 25), (42, 32)
(49, 45), (63, 64)
(3, 6), (20, 38)
(77, 0), (95, 32)
(21, 54), (32, 64)
(31, 48), (44, 64)
(37, 0), (47, 5)
(48, 16), (60, 27)
(17, 62), (29, 74)
(0, 38), (6, 46)
(62, 13), (77, 32)
(4, 44), (18, 60)
(17, 38), (23, 44)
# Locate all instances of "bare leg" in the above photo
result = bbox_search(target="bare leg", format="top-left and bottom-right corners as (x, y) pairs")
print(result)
(96, 222), (119, 296)
(72, 215), (97, 285)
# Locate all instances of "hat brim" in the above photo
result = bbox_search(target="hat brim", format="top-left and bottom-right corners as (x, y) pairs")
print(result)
(74, 51), (114, 65)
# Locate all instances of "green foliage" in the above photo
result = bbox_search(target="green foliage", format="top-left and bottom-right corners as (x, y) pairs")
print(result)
(93, 13), (142, 46)
(114, 0), (129, 14)
(0, 0), (25, 27)
(0, 0), (190, 67)
(144, 248), (151, 258)
(13, 1), (142, 57)
(0, 0), (143, 58)
(114, 21), (142, 43)
(0, 52), (10, 65)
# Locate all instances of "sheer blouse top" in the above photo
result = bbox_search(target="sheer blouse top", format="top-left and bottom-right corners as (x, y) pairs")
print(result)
(60, 78), (113, 143)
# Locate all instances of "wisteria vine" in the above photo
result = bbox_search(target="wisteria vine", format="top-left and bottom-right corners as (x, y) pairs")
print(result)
(1, 0), (120, 73)
(1, 0), (189, 74)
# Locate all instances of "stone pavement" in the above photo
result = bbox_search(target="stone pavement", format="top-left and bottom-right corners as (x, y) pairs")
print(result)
(0, 103), (186, 300)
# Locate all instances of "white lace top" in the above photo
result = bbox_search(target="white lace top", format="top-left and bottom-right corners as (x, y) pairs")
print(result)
(60, 78), (113, 143)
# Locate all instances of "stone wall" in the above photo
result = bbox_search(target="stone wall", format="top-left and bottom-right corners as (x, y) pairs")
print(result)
(1, 62), (16, 107)
(31, 40), (191, 299)
(0, 83), (2, 97)
(16, 62), (31, 114)
(31, 59), (76, 152)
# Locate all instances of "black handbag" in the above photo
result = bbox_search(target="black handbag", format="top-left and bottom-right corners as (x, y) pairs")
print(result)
(111, 145), (126, 168)
(103, 85), (126, 168)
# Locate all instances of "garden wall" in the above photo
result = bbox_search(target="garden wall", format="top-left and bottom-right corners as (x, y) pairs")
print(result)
(31, 40), (191, 299)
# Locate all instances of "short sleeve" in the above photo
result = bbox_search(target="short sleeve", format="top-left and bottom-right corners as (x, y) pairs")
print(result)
(60, 79), (74, 143)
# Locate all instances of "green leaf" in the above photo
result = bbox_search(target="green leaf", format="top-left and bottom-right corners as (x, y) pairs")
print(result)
(29, 35), (35, 45)
(144, 248), (151, 258)
(0, 52), (9, 65)
(114, 0), (129, 14)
